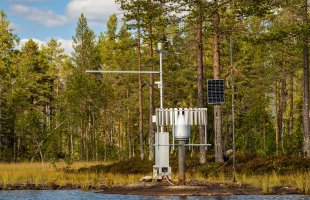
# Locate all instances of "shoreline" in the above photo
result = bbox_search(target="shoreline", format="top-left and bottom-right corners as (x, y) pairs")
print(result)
(0, 182), (304, 196)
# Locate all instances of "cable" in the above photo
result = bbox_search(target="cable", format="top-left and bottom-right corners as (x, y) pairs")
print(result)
(163, 175), (174, 185)
(206, 158), (231, 177)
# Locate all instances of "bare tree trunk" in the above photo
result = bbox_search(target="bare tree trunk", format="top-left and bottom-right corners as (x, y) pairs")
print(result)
(70, 131), (73, 164)
(213, 1), (223, 163)
(93, 112), (98, 161)
(121, 121), (124, 158)
(148, 21), (155, 161)
(137, 17), (144, 160)
(0, 86), (2, 161)
(275, 81), (279, 155)
(85, 119), (89, 162)
(39, 146), (44, 164)
(302, 0), (310, 157)
(118, 119), (121, 160)
(289, 74), (294, 152)
(263, 118), (266, 153)
(281, 79), (287, 153)
(127, 89), (132, 159)
(91, 113), (94, 161)
(13, 134), (16, 162)
(104, 130), (107, 161)
(196, 6), (206, 164)
(278, 80), (286, 154)
(80, 119), (83, 161)
(110, 122), (114, 146)
(17, 131), (21, 162)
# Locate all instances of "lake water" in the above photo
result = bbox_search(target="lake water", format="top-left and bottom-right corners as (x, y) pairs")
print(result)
(0, 190), (309, 200)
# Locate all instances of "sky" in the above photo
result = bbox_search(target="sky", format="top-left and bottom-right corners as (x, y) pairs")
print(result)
(0, 0), (121, 54)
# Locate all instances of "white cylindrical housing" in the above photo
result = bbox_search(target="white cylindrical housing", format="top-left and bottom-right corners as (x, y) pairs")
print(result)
(155, 132), (169, 167)
(174, 113), (190, 140)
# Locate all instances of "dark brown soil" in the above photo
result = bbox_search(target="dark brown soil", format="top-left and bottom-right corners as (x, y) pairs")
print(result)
(0, 181), (302, 196)
(98, 181), (302, 196)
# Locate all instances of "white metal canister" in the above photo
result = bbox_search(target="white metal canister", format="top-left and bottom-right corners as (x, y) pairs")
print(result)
(174, 113), (190, 140)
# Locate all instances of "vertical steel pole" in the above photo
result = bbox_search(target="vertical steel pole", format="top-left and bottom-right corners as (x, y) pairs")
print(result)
(230, 35), (236, 182)
(178, 140), (185, 184)
(159, 43), (164, 133)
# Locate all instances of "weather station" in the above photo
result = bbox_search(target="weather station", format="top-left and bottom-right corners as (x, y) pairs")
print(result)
(85, 40), (228, 184)
(151, 42), (212, 183)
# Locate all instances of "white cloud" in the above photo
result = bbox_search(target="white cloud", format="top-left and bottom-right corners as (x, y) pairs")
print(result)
(10, 4), (68, 27)
(16, 38), (73, 55)
(57, 38), (73, 55)
(9, 0), (120, 28)
(16, 38), (47, 50)
(66, 0), (120, 24)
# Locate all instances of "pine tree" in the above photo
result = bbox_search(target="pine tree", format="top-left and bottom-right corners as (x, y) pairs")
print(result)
(70, 14), (104, 161)
(0, 10), (19, 161)
(72, 13), (98, 71)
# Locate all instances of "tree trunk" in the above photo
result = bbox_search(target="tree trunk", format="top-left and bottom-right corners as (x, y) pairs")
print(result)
(93, 113), (98, 161)
(148, 23), (155, 161)
(118, 119), (121, 160)
(17, 131), (21, 162)
(80, 119), (83, 161)
(0, 86), (2, 161)
(280, 79), (286, 153)
(275, 82), (279, 155)
(137, 17), (144, 160)
(127, 88), (132, 159)
(70, 131), (73, 164)
(288, 74), (294, 152)
(85, 119), (89, 162)
(213, 1), (223, 162)
(276, 79), (286, 154)
(196, 4), (206, 164)
(104, 130), (107, 161)
(302, 0), (310, 157)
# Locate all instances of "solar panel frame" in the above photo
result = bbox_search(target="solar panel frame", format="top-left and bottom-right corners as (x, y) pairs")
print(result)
(207, 79), (225, 105)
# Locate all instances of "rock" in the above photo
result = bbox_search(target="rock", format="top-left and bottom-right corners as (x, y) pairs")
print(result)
(125, 182), (155, 189)
(140, 176), (153, 182)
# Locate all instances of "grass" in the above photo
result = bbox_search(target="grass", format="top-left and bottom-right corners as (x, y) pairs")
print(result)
(0, 162), (147, 189)
(195, 171), (310, 194)
(0, 158), (309, 194)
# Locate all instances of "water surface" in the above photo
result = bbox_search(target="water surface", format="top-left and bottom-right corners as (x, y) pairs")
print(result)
(0, 190), (308, 200)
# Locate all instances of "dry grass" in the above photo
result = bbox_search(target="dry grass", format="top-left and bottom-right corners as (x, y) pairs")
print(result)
(1, 162), (309, 194)
(0, 162), (147, 189)
(193, 171), (310, 194)
(236, 172), (310, 194)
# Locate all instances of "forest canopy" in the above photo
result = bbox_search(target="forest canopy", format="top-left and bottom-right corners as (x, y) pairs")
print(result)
(0, 0), (310, 163)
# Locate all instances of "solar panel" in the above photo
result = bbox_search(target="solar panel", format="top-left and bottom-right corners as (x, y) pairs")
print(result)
(207, 79), (225, 104)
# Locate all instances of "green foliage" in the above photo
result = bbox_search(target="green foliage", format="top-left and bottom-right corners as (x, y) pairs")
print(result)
(76, 158), (153, 174)
(72, 13), (99, 71)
